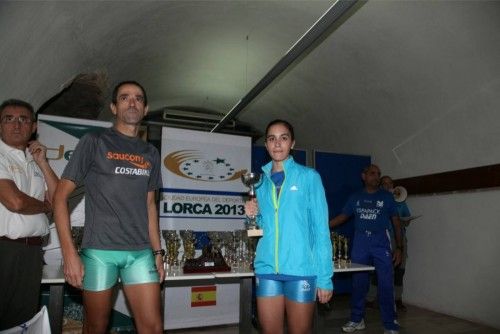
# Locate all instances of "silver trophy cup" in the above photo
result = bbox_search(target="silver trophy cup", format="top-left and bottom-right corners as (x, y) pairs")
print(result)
(241, 172), (263, 237)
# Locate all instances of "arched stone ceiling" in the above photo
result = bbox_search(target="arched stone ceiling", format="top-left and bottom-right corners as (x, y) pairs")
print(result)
(1, 1), (499, 177)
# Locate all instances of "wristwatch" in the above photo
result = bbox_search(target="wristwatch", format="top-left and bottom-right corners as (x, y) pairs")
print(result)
(152, 249), (166, 257)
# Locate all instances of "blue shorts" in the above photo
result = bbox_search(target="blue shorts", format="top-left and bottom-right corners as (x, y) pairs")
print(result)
(81, 248), (160, 291)
(255, 274), (317, 303)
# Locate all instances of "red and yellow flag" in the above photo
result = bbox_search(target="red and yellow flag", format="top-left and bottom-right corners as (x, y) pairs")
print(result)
(191, 285), (217, 307)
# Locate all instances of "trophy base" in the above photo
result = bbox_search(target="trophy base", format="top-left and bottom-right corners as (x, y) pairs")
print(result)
(247, 229), (263, 237)
(182, 245), (231, 273)
(183, 264), (231, 274)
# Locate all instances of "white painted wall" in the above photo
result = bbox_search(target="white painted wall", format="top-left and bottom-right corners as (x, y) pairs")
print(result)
(402, 191), (500, 329)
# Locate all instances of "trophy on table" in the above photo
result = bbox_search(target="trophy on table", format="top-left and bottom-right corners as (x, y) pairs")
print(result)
(342, 236), (351, 266)
(337, 235), (344, 266)
(183, 231), (231, 273)
(331, 233), (351, 268)
(180, 230), (196, 262)
(245, 232), (257, 271)
(221, 231), (236, 267)
(331, 232), (338, 262)
(241, 172), (263, 237)
(162, 230), (181, 274)
(207, 232), (224, 253)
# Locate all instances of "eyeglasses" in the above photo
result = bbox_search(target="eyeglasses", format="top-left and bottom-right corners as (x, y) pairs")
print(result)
(1, 115), (33, 124)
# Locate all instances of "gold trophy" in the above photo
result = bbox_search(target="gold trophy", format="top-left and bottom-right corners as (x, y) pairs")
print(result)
(332, 234), (350, 268)
(180, 230), (196, 262)
(162, 230), (181, 274)
(343, 236), (351, 266)
(338, 235), (345, 267)
(331, 232), (338, 263)
(337, 235), (343, 267)
(241, 172), (263, 237)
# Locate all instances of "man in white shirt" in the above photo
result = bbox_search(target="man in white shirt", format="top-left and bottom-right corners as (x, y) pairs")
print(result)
(0, 99), (58, 329)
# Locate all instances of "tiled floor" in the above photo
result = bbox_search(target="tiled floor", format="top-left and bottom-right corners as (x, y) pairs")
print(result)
(165, 294), (500, 334)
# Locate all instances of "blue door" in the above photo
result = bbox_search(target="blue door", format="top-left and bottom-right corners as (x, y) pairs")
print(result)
(315, 151), (371, 293)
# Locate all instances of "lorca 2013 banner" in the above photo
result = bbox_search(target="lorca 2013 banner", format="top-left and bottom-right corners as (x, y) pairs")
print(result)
(160, 127), (250, 231)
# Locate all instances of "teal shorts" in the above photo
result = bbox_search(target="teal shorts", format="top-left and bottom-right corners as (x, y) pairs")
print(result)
(255, 274), (317, 303)
(81, 248), (160, 291)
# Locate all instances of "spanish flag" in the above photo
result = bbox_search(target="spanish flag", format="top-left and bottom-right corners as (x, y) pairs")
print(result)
(191, 286), (217, 307)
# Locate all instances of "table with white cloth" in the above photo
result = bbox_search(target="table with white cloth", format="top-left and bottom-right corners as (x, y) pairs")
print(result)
(42, 262), (374, 333)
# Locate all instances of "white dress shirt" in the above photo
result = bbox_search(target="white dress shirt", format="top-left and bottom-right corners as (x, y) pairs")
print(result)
(0, 139), (49, 238)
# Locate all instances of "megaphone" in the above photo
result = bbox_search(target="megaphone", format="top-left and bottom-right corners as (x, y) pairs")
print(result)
(393, 186), (407, 202)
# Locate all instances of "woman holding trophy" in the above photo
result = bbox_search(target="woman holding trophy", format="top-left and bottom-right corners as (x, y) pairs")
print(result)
(244, 119), (333, 334)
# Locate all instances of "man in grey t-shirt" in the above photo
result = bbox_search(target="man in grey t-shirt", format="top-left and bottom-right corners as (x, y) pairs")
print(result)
(54, 81), (164, 333)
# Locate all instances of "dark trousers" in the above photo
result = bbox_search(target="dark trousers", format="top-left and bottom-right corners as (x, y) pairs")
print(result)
(350, 230), (398, 331)
(370, 265), (405, 299)
(0, 240), (43, 330)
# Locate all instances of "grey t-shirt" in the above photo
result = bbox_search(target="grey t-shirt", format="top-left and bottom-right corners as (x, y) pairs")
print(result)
(62, 127), (162, 250)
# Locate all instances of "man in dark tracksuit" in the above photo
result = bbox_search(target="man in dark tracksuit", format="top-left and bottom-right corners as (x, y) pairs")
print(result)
(330, 164), (403, 334)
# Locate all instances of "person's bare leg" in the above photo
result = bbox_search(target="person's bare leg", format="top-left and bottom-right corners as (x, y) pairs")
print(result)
(285, 298), (315, 334)
(257, 296), (285, 334)
(123, 283), (163, 334)
(82, 289), (114, 334)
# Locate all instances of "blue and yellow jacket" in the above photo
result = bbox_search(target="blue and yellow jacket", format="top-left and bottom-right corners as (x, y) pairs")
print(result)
(254, 157), (333, 290)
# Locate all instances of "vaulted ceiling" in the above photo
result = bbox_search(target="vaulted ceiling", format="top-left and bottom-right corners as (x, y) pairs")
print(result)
(1, 0), (499, 178)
